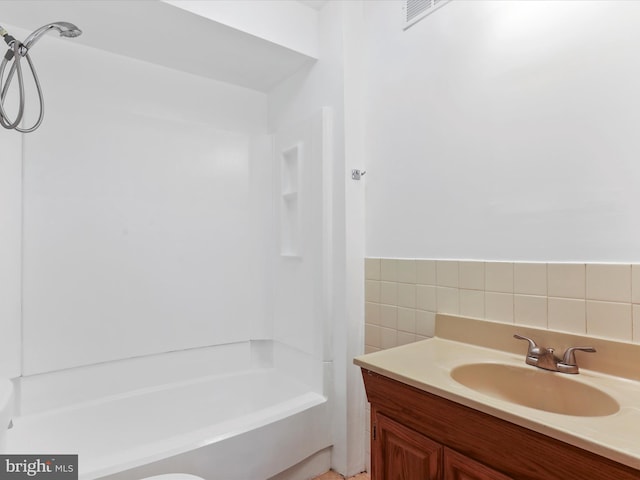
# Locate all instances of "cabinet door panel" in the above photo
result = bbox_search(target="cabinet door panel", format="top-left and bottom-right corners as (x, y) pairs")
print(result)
(444, 448), (513, 480)
(373, 410), (442, 480)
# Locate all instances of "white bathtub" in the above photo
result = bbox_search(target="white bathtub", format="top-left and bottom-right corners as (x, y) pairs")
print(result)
(7, 344), (331, 480)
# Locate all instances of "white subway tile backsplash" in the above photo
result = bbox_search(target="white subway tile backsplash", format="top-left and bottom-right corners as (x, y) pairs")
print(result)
(365, 258), (381, 280)
(548, 297), (586, 334)
(380, 259), (397, 281)
(365, 302), (380, 326)
(586, 264), (631, 303)
(514, 263), (547, 296)
(397, 307), (416, 333)
(436, 261), (459, 288)
(380, 327), (397, 349)
(416, 285), (437, 311)
(365, 324), (381, 348)
(459, 261), (485, 290)
(416, 310), (436, 337)
(485, 262), (513, 293)
(548, 264), (585, 299)
(437, 287), (459, 314)
(396, 259), (417, 284)
(397, 283), (416, 308)
(586, 301), (632, 342)
(365, 280), (380, 303)
(631, 265), (640, 304)
(485, 292), (513, 323)
(459, 289), (484, 319)
(365, 258), (640, 352)
(380, 281), (397, 305)
(416, 260), (436, 285)
(379, 304), (397, 329)
(514, 294), (547, 329)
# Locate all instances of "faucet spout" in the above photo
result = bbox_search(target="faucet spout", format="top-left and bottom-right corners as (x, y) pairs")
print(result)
(532, 347), (561, 372)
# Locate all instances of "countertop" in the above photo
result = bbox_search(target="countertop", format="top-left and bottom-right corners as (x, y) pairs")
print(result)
(354, 336), (640, 470)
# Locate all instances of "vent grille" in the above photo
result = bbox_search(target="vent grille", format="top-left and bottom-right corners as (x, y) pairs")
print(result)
(403, 0), (451, 30)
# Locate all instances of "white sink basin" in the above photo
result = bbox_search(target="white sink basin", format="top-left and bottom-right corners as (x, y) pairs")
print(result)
(450, 363), (620, 417)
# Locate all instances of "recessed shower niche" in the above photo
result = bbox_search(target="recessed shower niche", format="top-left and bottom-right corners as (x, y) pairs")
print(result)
(275, 108), (330, 263)
(280, 143), (302, 257)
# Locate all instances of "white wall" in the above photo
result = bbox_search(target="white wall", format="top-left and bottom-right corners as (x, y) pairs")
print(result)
(15, 32), (271, 375)
(364, 0), (640, 262)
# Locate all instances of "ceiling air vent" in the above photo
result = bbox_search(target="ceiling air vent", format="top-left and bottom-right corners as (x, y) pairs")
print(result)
(403, 0), (451, 30)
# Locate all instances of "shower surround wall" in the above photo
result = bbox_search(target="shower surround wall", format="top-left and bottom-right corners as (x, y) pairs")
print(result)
(0, 3), (359, 476)
(1, 23), (272, 377)
(0, 124), (21, 378)
(0, 5), (345, 475)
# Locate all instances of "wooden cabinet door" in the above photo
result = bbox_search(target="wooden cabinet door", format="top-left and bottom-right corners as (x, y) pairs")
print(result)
(444, 448), (513, 480)
(372, 410), (442, 480)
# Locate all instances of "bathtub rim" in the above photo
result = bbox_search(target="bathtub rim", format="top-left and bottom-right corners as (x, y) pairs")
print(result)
(8, 367), (328, 479)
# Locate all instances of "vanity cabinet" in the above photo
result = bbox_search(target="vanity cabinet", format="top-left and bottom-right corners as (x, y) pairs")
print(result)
(362, 369), (640, 480)
(442, 448), (512, 480)
(373, 410), (511, 480)
(374, 413), (442, 479)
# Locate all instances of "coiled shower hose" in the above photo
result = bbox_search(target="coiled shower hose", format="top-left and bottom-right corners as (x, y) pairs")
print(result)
(0, 25), (45, 133)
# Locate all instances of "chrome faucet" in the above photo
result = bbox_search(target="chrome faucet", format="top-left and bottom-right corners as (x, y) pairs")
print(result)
(514, 334), (596, 374)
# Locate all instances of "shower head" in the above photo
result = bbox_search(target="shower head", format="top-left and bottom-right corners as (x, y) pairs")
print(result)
(0, 21), (82, 133)
(22, 22), (82, 50)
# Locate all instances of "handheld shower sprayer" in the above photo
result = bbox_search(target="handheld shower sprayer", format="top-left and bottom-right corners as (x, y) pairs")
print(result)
(23, 22), (83, 49)
(0, 21), (82, 133)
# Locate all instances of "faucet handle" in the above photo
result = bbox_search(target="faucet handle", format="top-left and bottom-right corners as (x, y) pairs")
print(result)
(513, 334), (543, 357)
(561, 346), (596, 366)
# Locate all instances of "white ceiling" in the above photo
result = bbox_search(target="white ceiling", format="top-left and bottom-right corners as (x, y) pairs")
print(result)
(1, 1), (317, 92)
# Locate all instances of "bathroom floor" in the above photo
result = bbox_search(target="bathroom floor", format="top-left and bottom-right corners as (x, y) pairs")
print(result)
(313, 472), (370, 480)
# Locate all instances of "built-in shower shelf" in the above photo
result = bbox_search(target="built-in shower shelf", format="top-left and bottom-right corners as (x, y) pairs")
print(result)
(280, 143), (301, 257)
